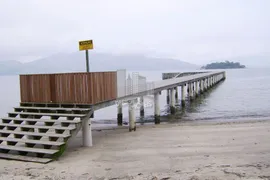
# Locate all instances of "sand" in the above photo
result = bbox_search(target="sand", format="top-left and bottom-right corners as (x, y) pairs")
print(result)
(0, 119), (270, 180)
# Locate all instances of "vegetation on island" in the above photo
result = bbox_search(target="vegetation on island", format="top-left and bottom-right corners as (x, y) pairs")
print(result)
(201, 61), (246, 69)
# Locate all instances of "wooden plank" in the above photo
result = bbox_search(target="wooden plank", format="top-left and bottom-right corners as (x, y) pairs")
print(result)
(50, 74), (55, 103)
(90, 73), (95, 104)
(0, 123), (75, 130)
(20, 71), (119, 104)
(8, 112), (86, 117)
(0, 137), (64, 146)
(0, 130), (70, 138)
(0, 153), (53, 163)
(14, 107), (90, 111)
(2, 117), (80, 124)
(19, 75), (27, 102)
(0, 145), (58, 154)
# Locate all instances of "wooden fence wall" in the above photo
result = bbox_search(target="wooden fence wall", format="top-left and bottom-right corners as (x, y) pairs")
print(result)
(20, 72), (117, 104)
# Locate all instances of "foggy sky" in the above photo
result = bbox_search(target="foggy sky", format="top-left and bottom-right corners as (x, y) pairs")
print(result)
(0, 0), (269, 64)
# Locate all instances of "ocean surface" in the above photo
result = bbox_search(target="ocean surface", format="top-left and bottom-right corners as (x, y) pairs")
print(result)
(1, 68), (270, 125)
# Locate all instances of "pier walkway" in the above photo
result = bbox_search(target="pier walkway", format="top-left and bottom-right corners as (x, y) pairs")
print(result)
(0, 70), (225, 163)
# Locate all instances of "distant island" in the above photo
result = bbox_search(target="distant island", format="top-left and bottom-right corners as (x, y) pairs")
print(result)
(201, 61), (246, 69)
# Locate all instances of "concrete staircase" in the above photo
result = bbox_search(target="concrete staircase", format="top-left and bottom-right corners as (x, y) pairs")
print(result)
(0, 102), (92, 163)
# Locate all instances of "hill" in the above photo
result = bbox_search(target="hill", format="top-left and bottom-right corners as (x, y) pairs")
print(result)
(201, 61), (246, 69)
(0, 52), (198, 75)
(204, 54), (270, 68)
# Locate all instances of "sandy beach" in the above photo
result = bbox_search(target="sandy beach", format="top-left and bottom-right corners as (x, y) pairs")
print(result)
(0, 119), (270, 180)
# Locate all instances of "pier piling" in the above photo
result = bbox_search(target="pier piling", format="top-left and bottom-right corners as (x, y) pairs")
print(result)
(166, 89), (170, 104)
(175, 87), (179, 103)
(117, 102), (123, 126)
(128, 100), (136, 131)
(170, 88), (176, 114)
(154, 92), (160, 124)
(140, 96), (144, 117)
(181, 85), (185, 107)
(82, 118), (92, 147)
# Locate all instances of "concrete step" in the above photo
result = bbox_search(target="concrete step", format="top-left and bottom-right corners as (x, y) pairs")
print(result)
(1, 117), (81, 124)
(0, 152), (52, 163)
(0, 145), (58, 154)
(0, 137), (64, 146)
(14, 106), (91, 111)
(8, 112), (86, 118)
(0, 102), (88, 163)
(0, 130), (70, 138)
(0, 123), (76, 131)
(20, 102), (92, 108)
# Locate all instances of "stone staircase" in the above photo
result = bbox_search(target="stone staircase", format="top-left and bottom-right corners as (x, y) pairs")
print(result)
(0, 102), (92, 163)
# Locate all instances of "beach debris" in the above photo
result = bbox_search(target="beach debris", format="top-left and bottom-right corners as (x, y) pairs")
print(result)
(219, 165), (231, 168)
(237, 163), (263, 170)
(258, 175), (270, 180)
(160, 177), (171, 180)
(189, 175), (199, 180)
(222, 170), (245, 178)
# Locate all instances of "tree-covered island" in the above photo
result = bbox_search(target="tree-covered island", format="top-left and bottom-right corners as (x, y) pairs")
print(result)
(201, 61), (246, 69)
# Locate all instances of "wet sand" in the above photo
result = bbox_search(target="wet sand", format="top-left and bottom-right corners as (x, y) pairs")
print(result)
(0, 119), (270, 180)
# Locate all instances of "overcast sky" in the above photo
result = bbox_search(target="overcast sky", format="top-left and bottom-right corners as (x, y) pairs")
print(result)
(0, 0), (269, 64)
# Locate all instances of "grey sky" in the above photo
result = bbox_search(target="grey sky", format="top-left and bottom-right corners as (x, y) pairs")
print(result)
(0, 0), (269, 64)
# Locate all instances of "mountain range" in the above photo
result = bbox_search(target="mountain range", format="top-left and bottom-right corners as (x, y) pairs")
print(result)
(1, 52), (269, 75)
(0, 52), (199, 75)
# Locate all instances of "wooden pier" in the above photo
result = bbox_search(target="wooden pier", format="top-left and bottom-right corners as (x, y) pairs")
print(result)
(0, 70), (225, 163)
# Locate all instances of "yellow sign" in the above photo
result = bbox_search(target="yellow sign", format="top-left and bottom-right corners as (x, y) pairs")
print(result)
(79, 40), (93, 51)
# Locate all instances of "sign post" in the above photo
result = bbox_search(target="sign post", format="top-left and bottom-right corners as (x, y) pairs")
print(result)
(78, 39), (94, 147)
(85, 50), (89, 72)
(79, 40), (93, 72)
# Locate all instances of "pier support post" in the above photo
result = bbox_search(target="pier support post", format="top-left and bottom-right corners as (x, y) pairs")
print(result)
(166, 89), (170, 104)
(200, 80), (203, 94)
(117, 102), (123, 126)
(128, 100), (136, 132)
(189, 83), (194, 101)
(198, 80), (201, 94)
(195, 81), (198, 97)
(140, 96), (144, 117)
(175, 87), (179, 103)
(154, 92), (160, 124)
(170, 88), (176, 114)
(82, 118), (92, 147)
(181, 85), (185, 107)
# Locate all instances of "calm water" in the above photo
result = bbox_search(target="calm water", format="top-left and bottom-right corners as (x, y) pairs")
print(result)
(1, 68), (270, 124)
